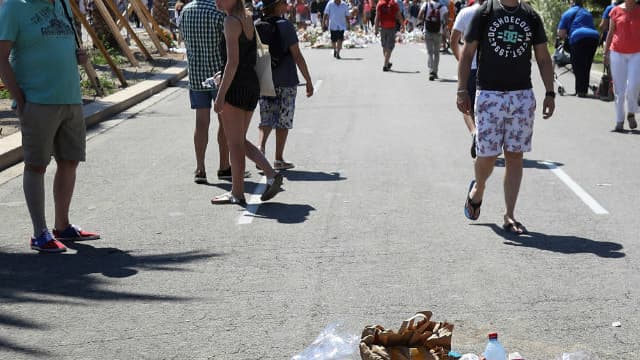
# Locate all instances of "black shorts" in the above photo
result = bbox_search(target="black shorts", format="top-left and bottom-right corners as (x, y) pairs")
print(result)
(467, 69), (477, 110)
(225, 84), (260, 111)
(330, 30), (345, 42)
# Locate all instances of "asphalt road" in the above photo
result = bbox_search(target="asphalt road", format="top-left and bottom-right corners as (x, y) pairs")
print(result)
(1, 42), (639, 359)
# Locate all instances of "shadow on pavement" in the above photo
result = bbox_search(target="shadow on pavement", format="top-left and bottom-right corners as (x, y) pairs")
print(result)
(473, 223), (625, 258)
(494, 158), (565, 169)
(250, 202), (316, 223)
(0, 244), (221, 356)
(337, 57), (364, 61)
(282, 170), (346, 181)
(388, 69), (420, 74)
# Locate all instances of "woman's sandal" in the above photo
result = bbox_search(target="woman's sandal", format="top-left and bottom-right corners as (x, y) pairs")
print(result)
(211, 192), (246, 206)
(502, 221), (528, 235)
(464, 180), (482, 220)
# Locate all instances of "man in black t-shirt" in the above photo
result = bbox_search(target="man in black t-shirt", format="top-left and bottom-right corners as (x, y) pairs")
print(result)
(456, 0), (555, 235)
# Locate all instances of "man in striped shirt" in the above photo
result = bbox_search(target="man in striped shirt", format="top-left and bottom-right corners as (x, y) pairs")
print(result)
(180, 0), (236, 184)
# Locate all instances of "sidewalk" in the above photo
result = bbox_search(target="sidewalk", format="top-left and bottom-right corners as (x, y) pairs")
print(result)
(0, 61), (188, 172)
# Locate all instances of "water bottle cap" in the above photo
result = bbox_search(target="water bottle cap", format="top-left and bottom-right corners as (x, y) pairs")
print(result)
(488, 332), (498, 339)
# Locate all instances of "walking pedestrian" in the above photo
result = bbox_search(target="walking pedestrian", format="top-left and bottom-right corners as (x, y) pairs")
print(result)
(450, 0), (483, 158)
(456, 0), (555, 234)
(212, 0), (283, 205)
(603, 0), (640, 132)
(0, 0), (100, 252)
(374, 0), (403, 71)
(418, 0), (447, 80)
(323, 0), (350, 59)
(256, 0), (314, 171)
(557, 0), (600, 98)
(180, 0), (243, 184)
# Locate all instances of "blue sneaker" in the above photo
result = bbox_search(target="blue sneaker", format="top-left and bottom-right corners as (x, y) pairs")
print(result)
(31, 230), (66, 253)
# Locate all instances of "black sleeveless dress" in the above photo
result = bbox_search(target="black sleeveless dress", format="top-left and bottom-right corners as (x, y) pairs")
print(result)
(220, 16), (260, 111)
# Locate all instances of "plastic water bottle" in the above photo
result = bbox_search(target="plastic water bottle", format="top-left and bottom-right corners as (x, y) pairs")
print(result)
(483, 333), (507, 360)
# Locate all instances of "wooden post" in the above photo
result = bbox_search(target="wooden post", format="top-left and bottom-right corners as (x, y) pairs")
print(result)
(103, 0), (153, 61)
(129, 0), (167, 55)
(93, 0), (140, 67)
(69, 0), (128, 87)
(82, 57), (106, 97)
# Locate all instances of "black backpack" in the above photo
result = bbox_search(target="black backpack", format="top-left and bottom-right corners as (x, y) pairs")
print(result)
(254, 16), (288, 68)
(423, 2), (442, 33)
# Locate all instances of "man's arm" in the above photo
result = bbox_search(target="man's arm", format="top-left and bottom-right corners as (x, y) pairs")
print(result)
(533, 42), (555, 119)
(450, 29), (462, 61)
(456, 40), (477, 115)
(0, 40), (24, 114)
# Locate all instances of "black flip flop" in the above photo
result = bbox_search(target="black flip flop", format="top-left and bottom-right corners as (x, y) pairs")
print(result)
(502, 221), (528, 235)
(464, 180), (482, 220)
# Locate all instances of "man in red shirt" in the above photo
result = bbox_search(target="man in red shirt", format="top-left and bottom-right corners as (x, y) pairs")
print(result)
(374, 0), (403, 71)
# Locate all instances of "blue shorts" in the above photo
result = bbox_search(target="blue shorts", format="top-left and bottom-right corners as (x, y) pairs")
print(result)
(189, 89), (218, 109)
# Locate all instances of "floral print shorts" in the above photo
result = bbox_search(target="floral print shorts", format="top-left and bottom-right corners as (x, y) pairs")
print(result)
(474, 89), (536, 157)
(259, 86), (297, 129)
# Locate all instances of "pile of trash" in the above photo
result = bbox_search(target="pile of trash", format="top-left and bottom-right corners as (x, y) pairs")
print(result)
(290, 311), (598, 360)
(297, 27), (426, 49)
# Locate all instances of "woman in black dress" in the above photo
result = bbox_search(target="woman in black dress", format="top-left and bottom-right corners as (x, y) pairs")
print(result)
(212, 0), (283, 205)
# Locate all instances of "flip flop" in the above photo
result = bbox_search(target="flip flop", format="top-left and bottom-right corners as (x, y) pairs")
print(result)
(502, 221), (528, 235)
(211, 192), (246, 206)
(464, 180), (482, 220)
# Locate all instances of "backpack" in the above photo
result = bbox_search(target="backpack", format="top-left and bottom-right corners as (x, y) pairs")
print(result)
(254, 16), (288, 68)
(423, 2), (442, 33)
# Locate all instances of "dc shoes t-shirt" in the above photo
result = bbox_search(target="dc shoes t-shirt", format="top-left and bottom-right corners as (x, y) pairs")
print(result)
(465, 1), (547, 91)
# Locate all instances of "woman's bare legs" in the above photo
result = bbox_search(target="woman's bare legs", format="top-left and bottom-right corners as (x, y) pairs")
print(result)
(242, 110), (277, 179)
(219, 103), (247, 198)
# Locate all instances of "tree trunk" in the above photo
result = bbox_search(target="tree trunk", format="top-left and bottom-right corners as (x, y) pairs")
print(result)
(91, 0), (121, 53)
(153, 0), (170, 28)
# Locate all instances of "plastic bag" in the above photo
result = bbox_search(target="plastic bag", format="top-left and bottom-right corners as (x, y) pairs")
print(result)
(291, 322), (359, 360)
(557, 351), (594, 360)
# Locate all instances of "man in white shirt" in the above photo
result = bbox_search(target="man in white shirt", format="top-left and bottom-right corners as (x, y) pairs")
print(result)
(323, 0), (350, 58)
(451, 0), (482, 158)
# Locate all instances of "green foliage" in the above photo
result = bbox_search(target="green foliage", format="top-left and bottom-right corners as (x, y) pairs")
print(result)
(529, 0), (570, 43)
(0, 88), (10, 99)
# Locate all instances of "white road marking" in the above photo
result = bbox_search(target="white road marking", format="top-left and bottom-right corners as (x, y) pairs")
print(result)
(237, 176), (268, 225)
(314, 80), (323, 93)
(541, 161), (609, 215)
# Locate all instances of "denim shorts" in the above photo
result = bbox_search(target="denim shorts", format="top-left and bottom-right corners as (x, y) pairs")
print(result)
(259, 86), (297, 129)
(189, 89), (218, 109)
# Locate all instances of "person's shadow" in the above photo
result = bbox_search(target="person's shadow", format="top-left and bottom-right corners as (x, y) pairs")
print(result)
(494, 158), (565, 169)
(282, 170), (346, 182)
(248, 202), (316, 223)
(0, 244), (221, 356)
(473, 223), (625, 258)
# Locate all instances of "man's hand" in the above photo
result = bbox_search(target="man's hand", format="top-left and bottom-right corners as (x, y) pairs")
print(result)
(76, 48), (88, 65)
(306, 82), (314, 97)
(542, 96), (555, 119)
(456, 91), (471, 115)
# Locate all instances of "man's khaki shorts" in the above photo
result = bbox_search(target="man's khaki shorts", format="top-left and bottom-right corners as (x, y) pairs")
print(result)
(20, 102), (86, 166)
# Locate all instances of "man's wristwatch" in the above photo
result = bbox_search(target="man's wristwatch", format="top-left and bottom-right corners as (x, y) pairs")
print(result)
(545, 90), (556, 99)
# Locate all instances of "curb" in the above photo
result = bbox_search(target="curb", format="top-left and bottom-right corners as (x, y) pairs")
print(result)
(0, 61), (188, 172)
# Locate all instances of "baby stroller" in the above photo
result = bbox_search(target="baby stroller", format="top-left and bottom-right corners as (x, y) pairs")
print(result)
(552, 38), (572, 96)
(552, 38), (598, 97)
